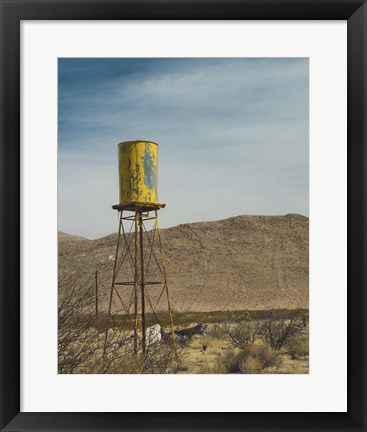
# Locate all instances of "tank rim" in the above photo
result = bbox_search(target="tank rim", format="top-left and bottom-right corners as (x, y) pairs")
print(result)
(117, 140), (158, 147)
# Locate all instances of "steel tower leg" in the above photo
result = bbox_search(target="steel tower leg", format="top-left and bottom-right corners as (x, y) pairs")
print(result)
(134, 210), (139, 354)
(139, 213), (146, 354)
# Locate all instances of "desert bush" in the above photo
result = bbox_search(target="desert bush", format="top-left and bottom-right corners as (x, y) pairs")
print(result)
(284, 333), (309, 359)
(240, 356), (263, 374)
(206, 323), (225, 339)
(58, 271), (182, 374)
(251, 344), (280, 370)
(239, 344), (280, 373)
(256, 310), (304, 350)
(219, 343), (281, 374)
(65, 329), (183, 374)
(219, 320), (257, 349)
(98, 342), (180, 374)
(58, 272), (103, 373)
(221, 349), (242, 373)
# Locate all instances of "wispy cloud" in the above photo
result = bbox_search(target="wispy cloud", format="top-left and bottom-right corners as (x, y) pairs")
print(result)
(58, 58), (309, 238)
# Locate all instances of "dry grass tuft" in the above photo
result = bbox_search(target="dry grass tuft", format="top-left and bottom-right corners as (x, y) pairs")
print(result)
(284, 333), (309, 359)
(218, 343), (281, 374)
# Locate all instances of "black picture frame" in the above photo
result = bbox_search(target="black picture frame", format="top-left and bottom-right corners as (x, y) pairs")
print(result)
(1, 1), (366, 431)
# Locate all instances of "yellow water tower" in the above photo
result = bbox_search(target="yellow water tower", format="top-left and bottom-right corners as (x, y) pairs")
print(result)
(118, 140), (158, 205)
(105, 139), (176, 358)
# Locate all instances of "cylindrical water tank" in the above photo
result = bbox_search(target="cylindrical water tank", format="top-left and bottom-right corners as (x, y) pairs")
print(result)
(118, 140), (158, 205)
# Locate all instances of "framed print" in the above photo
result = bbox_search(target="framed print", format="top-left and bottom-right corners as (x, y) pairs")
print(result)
(0, 0), (366, 431)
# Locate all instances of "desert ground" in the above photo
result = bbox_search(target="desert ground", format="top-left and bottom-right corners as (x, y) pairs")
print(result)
(58, 308), (309, 374)
(58, 214), (309, 374)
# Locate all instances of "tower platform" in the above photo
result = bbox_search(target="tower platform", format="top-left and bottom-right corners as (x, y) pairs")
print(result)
(112, 202), (166, 212)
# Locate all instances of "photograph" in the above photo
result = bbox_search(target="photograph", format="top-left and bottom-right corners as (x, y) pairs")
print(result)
(58, 57), (309, 374)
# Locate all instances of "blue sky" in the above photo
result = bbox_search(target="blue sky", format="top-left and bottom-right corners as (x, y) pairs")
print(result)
(58, 58), (309, 239)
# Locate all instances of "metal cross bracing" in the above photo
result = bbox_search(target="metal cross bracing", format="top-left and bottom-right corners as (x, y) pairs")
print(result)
(103, 205), (177, 358)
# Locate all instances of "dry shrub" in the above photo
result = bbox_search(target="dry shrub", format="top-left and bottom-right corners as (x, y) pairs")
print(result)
(284, 334), (309, 359)
(206, 323), (226, 339)
(58, 271), (181, 374)
(58, 271), (135, 374)
(58, 272), (103, 373)
(252, 344), (281, 370)
(219, 343), (281, 374)
(241, 356), (263, 374)
(199, 335), (224, 351)
(219, 320), (257, 349)
(102, 343), (179, 374)
(256, 310), (304, 350)
(222, 349), (242, 373)
(79, 338), (183, 374)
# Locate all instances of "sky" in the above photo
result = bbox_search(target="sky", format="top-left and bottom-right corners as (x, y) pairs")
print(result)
(58, 58), (309, 239)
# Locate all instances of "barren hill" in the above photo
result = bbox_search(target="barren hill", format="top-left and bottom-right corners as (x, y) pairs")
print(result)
(58, 214), (308, 312)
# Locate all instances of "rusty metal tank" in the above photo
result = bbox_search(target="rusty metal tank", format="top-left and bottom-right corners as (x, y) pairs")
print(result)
(118, 140), (159, 205)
